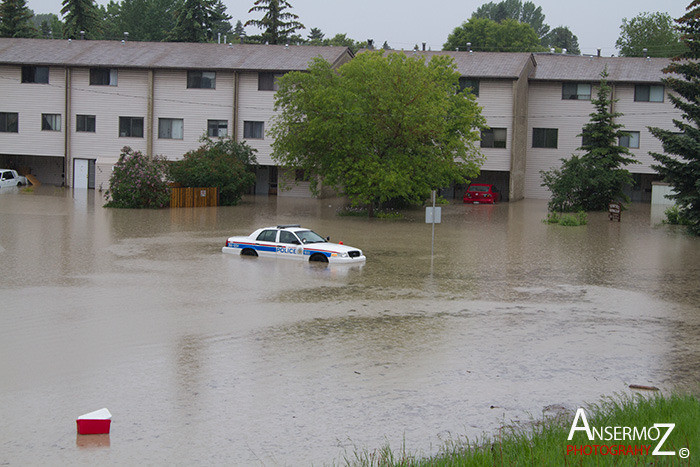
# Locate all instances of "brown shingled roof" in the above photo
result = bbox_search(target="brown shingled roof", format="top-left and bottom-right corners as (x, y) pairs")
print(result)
(0, 38), (352, 71)
(360, 49), (533, 79)
(530, 53), (672, 83)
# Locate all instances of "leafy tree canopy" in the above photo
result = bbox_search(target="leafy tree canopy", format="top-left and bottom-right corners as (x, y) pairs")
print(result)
(61, 0), (101, 39)
(168, 0), (219, 42)
(650, 0), (700, 234)
(104, 146), (170, 209)
(99, 0), (176, 42)
(541, 69), (638, 212)
(31, 13), (63, 38)
(542, 26), (580, 54)
(472, 0), (549, 38)
(444, 17), (543, 52)
(616, 11), (686, 57)
(169, 135), (257, 206)
(270, 52), (486, 214)
(0, 0), (37, 38)
(245, 0), (304, 45)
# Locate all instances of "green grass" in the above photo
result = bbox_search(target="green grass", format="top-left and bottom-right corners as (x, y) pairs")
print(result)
(544, 211), (588, 226)
(345, 392), (699, 466)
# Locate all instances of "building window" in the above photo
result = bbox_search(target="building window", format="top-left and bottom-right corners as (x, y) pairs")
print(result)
(21, 65), (49, 83)
(41, 113), (61, 131)
(89, 68), (117, 86)
(634, 85), (664, 102)
(119, 116), (144, 137)
(459, 77), (479, 96)
(187, 70), (216, 89)
(243, 121), (264, 139)
(258, 72), (280, 91)
(562, 83), (591, 100)
(207, 119), (228, 137)
(619, 131), (640, 148)
(480, 128), (507, 148)
(76, 114), (96, 132)
(533, 128), (558, 148)
(0, 112), (19, 133)
(158, 118), (184, 139)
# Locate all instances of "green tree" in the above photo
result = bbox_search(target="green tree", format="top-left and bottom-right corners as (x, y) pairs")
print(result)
(444, 17), (543, 52)
(473, 0), (549, 38)
(61, 0), (101, 39)
(322, 33), (366, 53)
(542, 26), (580, 54)
(307, 26), (323, 44)
(245, 0), (304, 45)
(100, 0), (176, 42)
(270, 52), (486, 214)
(650, 1), (700, 235)
(232, 19), (246, 42)
(210, 0), (233, 38)
(0, 0), (37, 38)
(169, 0), (217, 42)
(616, 11), (686, 57)
(104, 147), (170, 209)
(31, 13), (63, 38)
(541, 69), (638, 212)
(169, 136), (257, 206)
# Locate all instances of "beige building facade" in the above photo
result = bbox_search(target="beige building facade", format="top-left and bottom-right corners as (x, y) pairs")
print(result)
(0, 39), (680, 201)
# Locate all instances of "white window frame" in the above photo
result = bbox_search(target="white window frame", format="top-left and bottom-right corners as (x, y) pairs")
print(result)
(243, 121), (264, 139)
(76, 114), (96, 133)
(158, 118), (184, 140)
(41, 113), (61, 131)
(562, 83), (592, 100)
(89, 68), (118, 86)
(619, 131), (640, 148)
(207, 119), (228, 137)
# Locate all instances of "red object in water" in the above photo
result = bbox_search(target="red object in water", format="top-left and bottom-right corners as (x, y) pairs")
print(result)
(339, 241), (343, 245)
(76, 408), (112, 435)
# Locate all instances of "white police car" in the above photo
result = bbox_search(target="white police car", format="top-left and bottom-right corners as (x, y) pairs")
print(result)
(222, 225), (366, 264)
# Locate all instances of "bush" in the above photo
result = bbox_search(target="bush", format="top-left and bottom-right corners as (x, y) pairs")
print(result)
(169, 136), (257, 206)
(104, 147), (170, 209)
(663, 205), (692, 226)
(544, 210), (587, 226)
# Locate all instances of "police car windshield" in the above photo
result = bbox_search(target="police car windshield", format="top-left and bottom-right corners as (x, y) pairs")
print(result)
(296, 230), (326, 244)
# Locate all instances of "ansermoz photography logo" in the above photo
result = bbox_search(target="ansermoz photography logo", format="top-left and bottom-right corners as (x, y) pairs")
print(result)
(566, 408), (690, 459)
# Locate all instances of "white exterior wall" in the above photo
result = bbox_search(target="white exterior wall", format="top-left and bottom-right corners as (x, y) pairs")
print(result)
(614, 83), (676, 174)
(152, 69), (235, 160)
(237, 71), (277, 166)
(0, 65), (65, 157)
(525, 81), (586, 199)
(70, 67), (149, 165)
(478, 79), (514, 171)
(525, 81), (683, 199)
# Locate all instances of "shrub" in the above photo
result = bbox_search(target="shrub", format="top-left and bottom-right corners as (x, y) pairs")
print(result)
(104, 146), (170, 209)
(544, 210), (587, 226)
(169, 135), (257, 206)
(663, 205), (692, 226)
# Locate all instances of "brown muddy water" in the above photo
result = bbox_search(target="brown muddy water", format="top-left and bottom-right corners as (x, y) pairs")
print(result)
(1, 186), (699, 465)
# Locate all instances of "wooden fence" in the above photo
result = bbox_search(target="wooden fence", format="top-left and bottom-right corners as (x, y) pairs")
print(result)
(170, 187), (219, 208)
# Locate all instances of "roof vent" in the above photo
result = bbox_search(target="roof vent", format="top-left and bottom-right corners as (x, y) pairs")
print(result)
(80, 30), (85, 40)
(123, 32), (129, 41)
(597, 48), (601, 57)
(467, 42), (472, 53)
(643, 47), (648, 58)
(367, 39), (374, 49)
(562, 48), (567, 54)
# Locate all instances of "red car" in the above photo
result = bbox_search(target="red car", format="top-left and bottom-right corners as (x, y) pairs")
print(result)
(463, 183), (501, 204)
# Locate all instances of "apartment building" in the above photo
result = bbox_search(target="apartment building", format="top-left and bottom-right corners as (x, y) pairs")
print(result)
(0, 39), (679, 201)
(0, 38), (353, 193)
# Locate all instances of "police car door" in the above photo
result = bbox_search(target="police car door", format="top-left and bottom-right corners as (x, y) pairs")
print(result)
(277, 230), (303, 260)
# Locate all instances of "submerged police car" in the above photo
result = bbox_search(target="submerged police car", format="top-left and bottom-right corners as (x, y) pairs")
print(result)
(222, 225), (366, 264)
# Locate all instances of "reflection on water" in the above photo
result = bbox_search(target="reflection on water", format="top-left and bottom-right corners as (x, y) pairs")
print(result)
(0, 187), (698, 465)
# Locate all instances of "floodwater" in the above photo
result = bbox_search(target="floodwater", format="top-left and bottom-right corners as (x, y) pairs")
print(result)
(1, 186), (698, 465)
